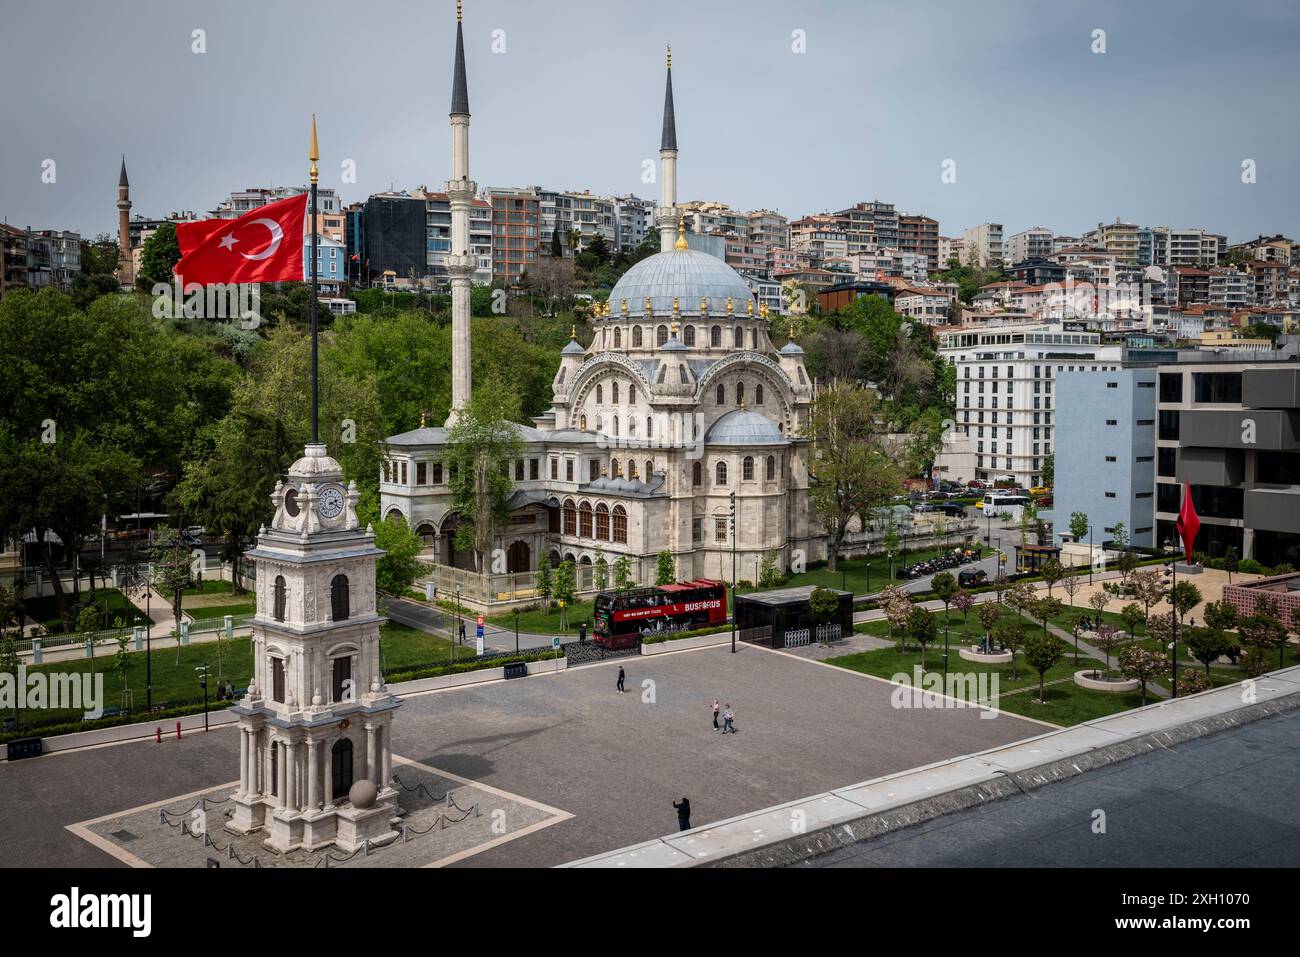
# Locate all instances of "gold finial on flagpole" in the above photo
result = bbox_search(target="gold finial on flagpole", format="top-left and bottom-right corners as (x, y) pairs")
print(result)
(309, 114), (319, 184)
(667, 44), (672, 69)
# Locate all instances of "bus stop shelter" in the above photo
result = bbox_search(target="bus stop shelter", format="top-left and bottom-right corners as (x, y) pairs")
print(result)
(734, 586), (854, 649)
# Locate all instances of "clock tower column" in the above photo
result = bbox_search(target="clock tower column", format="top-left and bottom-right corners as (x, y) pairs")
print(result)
(227, 442), (401, 854)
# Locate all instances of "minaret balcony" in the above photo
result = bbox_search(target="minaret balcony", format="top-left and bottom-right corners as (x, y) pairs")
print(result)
(444, 179), (478, 203)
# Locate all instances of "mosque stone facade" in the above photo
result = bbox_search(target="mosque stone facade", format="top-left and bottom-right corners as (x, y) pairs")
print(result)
(379, 35), (850, 596)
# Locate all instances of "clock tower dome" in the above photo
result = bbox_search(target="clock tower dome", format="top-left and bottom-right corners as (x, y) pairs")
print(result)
(228, 442), (402, 853)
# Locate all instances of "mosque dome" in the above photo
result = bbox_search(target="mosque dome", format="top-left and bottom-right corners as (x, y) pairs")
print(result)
(608, 249), (754, 318)
(705, 408), (784, 445)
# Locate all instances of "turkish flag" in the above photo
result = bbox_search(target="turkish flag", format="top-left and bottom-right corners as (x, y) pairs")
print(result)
(1175, 481), (1200, 563)
(174, 193), (306, 284)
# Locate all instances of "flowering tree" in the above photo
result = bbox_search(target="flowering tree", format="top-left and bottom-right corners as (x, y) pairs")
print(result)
(1091, 623), (1124, 677)
(952, 588), (975, 626)
(878, 585), (912, 649)
(978, 601), (1002, 652)
(1118, 644), (1168, 706)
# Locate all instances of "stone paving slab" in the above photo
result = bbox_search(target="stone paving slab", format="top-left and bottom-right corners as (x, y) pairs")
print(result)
(69, 756), (570, 868)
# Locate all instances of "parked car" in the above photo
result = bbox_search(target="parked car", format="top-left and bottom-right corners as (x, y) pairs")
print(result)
(1029, 486), (1051, 497)
(967, 480), (987, 490)
(958, 569), (989, 587)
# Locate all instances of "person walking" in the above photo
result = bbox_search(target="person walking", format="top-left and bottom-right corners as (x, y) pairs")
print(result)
(673, 797), (691, 831)
(722, 704), (735, 734)
(711, 698), (721, 730)
(616, 666), (626, 694)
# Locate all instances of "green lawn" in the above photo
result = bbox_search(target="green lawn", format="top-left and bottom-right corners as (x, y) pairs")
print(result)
(23, 588), (151, 633)
(842, 616), (1155, 725)
(379, 621), (476, 671)
(182, 580), (235, 597)
(745, 545), (987, 596)
(9, 635), (253, 729)
(184, 601), (255, 622)
(486, 599), (595, 635)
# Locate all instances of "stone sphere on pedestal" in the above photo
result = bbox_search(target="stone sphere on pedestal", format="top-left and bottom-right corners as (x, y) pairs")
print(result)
(349, 779), (378, 809)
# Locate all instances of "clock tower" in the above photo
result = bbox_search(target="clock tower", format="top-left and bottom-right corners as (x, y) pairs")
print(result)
(228, 442), (402, 853)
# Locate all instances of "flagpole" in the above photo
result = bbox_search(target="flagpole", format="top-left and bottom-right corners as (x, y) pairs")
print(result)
(309, 114), (320, 445)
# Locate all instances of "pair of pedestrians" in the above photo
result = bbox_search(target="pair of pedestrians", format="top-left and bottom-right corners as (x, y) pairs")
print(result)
(711, 699), (736, 734)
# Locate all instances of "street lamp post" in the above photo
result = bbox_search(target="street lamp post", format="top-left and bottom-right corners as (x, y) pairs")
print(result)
(514, 608), (520, 655)
(1164, 541), (1178, 699)
(730, 491), (737, 654)
(1088, 525), (1094, 585)
(143, 564), (152, 711)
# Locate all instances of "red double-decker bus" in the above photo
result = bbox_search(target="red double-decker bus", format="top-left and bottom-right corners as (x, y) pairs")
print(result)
(592, 580), (727, 649)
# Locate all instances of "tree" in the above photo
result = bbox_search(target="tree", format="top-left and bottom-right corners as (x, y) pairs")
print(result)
(75, 604), (102, 676)
(1171, 580), (1202, 624)
(1116, 549), (1139, 584)
(613, 555), (634, 592)
(1004, 581), (1036, 617)
(1061, 573), (1080, 609)
(978, 601), (1002, 651)
(1040, 558), (1064, 597)
(1040, 453), (1054, 488)
(952, 588), (974, 626)
(373, 513), (424, 596)
(758, 549), (783, 589)
(446, 375), (525, 572)
(1120, 602), (1145, 639)
(1179, 668), (1211, 695)
(1091, 623), (1123, 676)
(1146, 611), (1174, 652)
(995, 618), (1026, 680)
(1088, 588), (1111, 623)
(1022, 630), (1064, 703)
(931, 571), (957, 667)
(1239, 610), (1287, 672)
(1118, 644), (1167, 706)
(879, 585), (912, 649)
(655, 550), (676, 586)
(1185, 626), (1230, 677)
(136, 222), (181, 289)
(1068, 511), (1090, 542)
(1111, 522), (1129, 550)
(809, 587), (839, 625)
(882, 516), (902, 581)
(908, 607), (938, 669)
(808, 383), (903, 572)
(149, 524), (193, 631)
(1223, 547), (1239, 582)
(1130, 569), (1164, 622)
(1202, 600), (1238, 634)
(593, 547), (609, 592)
(1030, 596), (1064, 638)
(536, 553), (553, 608)
(553, 559), (576, 608)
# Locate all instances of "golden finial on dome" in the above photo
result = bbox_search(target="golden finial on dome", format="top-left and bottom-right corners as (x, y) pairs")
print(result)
(726, 296), (734, 315)
(670, 319), (679, 337)
(672, 296), (680, 315)
(746, 299), (754, 316)
(644, 296), (653, 316)
(457, 0), (463, 22)
(621, 299), (628, 316)
(700, 296), (709, 315)
(760, 301), (770, 319)
(739, 398), (746, 411)
(420, 410), (427, 428)
(667, 44), (672, 69)
(788, 317), (797, 341)
(674, 217), (688, 251)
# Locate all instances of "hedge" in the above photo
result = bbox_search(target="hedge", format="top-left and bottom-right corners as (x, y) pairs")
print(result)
(0, 696), (234, 744)
(383, 649), (560, 684)
(640, 624), (732, 645)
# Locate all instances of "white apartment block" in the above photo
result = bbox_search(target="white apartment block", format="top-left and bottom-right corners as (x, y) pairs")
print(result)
(962, 223), (1004, 267)
(940, 325), (1123, 487)
(1139, 226), (1224, 267)
(938, 235), (963, 267)
(610, 195), (653, 254)
(747, 209), (790, 251)
(1005, 226), (1054, 263)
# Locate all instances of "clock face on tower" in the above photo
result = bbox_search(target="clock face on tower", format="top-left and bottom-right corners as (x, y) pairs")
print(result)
(318, 486), (345, 520)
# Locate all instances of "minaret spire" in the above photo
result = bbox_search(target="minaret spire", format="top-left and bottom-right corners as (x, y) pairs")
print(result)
(656, 45), (679, 252)
(445, 0), (475, 425)
(116, 155), (133, 286)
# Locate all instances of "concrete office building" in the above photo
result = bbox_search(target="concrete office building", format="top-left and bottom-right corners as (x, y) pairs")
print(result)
(1156, 361), (1300, 565)
(940, 324), (1123, 488)
(1054, 367), (1158, 547)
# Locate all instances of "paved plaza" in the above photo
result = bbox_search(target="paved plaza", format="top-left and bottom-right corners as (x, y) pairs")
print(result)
(1, 643), (1049, 868)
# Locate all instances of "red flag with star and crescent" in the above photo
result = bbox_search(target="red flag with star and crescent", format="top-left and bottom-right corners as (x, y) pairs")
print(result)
(173, 193), (306, 283)
(1175, 480), (1200, 563)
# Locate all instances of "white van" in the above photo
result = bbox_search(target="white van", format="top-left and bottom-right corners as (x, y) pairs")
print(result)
(982, 492), (1029, 517)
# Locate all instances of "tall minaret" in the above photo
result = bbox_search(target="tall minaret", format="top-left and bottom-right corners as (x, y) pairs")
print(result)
(656, 46), (679, 253)
(116, 156), (133, 285)
(445, 0), (475, 426)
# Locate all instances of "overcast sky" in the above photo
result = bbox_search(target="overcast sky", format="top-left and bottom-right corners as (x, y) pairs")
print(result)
(3, 0), (1298, 243)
